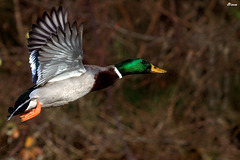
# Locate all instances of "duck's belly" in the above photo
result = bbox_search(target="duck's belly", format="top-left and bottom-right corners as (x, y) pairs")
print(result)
(29, 71), (95, 108)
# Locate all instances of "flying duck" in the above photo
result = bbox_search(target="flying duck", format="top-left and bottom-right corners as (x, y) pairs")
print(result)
(8, 6), (166, 122)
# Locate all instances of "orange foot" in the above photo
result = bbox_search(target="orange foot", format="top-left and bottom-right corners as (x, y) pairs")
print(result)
(20, 101), (41, 122)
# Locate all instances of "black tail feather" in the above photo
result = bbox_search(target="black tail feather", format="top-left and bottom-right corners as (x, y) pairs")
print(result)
(7, 99), (30, 120)
(8, 107), (14, 114)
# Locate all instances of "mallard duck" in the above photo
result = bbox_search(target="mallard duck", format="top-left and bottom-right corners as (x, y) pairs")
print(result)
(7, 6), (166, 122)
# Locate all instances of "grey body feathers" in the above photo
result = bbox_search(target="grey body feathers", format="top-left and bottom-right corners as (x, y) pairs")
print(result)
(28, 65), (114, 110)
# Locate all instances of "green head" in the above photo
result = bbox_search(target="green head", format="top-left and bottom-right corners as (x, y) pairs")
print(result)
(115, 58), (166, 76)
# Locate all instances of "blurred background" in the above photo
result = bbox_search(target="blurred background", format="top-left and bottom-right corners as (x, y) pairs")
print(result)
(0, 0), (240, 159)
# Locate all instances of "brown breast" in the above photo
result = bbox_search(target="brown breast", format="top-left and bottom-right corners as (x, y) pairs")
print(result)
(91, 67), (120, 91)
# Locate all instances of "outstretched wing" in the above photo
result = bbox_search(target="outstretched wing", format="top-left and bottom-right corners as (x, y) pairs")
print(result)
(28, 7), (86, 86)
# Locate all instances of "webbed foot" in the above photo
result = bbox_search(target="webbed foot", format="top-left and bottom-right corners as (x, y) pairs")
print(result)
(20, 101), (41, 122)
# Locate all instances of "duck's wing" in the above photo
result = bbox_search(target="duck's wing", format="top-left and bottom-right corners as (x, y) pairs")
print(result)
(28, 7), (86, 86)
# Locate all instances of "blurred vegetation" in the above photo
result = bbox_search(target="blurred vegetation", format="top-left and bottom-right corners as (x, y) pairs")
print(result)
(0, 0), (240, 159)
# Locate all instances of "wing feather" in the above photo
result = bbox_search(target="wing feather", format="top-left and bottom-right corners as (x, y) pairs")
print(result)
(57, 7), (65, 29)
(43, 12), (56, 31)
(28, 6), (86, 86)
(71, 22), (78, 48)
(64, 23), (72, 49)
(32, 24), (50, 38)
(37, 18), (53, 34)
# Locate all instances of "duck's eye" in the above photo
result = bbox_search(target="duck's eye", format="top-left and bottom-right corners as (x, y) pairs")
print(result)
(141, 60), (148, 64)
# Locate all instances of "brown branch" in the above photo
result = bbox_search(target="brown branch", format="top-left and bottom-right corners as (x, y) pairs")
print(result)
(118, 1), (134, 30)
(107, 89), (135, 160)
(13, 0), (25, 46)
(158, 6), (192, 28)
(21, 0), (54, 9)
(99, 21), (170, 42)
(166, 50), (194, 123)
(137, 0), (163, 57)
(87, 0), (105, 66)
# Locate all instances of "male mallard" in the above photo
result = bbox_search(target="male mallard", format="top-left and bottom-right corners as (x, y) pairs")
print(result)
(8, 7), (166, 122)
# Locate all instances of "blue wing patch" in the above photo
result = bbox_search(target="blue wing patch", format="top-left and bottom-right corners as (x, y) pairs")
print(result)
(29, 50), (40, 84)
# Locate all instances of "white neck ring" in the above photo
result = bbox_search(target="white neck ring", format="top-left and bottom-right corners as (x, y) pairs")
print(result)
(114, 67), (122, 79)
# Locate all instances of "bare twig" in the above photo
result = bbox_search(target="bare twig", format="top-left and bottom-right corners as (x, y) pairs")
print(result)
(98, 21), (170, 42)
(107, 89), (134, 160)
(21, 0), (54, 9)
(158, 6), (192, 28)
(87, 0), (105, 65)
(137, 0), (163, 57)
(166, 50), (193, 123)
(13, 0), (25, 46)
(118, 1), (134, 30)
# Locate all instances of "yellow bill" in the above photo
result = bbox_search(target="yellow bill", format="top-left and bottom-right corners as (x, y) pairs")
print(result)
(150, 64), (167, 73)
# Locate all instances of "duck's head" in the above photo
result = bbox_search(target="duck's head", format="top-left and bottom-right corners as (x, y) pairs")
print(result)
(115, 58), (166, 77)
